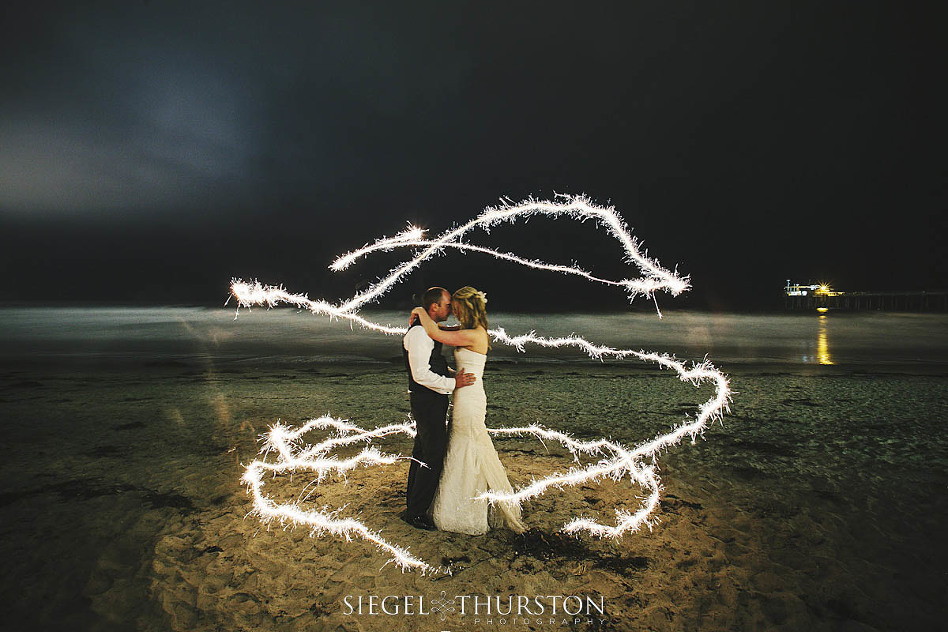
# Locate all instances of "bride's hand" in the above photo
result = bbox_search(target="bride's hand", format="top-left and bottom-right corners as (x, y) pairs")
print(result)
(409, 306), (425, 325)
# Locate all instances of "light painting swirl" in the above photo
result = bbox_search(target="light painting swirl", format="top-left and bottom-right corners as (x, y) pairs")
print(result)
(232, 194), (730, 573)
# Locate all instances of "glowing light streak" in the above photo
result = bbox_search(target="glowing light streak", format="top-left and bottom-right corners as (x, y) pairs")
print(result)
(331, 195), (689, 312)
(478, 353), (730, 539)
(242, 416), (441, 573)
(233, 195), (730, 572)
(335, 235), (669, 295)
(232, 195), (689, 322)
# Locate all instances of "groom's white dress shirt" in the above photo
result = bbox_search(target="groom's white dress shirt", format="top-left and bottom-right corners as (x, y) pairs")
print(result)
(403, 326), (455, 395)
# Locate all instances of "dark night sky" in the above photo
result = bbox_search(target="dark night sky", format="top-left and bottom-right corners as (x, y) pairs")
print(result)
(1, 1), (944, 311)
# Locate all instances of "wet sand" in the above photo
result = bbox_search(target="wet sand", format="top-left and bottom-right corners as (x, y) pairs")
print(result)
(1, 352), (946, 631)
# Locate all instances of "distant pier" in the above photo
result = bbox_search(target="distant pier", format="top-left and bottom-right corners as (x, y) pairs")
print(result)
(784, 282), (948, 312)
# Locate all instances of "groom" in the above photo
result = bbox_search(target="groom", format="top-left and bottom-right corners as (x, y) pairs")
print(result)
(402, 287), (474, 530)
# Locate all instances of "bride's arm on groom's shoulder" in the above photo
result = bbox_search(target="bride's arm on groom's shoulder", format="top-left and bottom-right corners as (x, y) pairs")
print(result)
(410, 307), (477, 347)
(406, 309), (457, 330)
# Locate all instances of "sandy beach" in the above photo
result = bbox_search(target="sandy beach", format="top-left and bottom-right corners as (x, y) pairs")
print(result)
(1, 309), (946, 631)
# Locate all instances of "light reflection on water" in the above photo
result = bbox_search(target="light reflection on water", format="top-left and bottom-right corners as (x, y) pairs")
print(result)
(805, 314), (834, 365)
(0, 307), (945, 367)
(817, 315), (833, 365)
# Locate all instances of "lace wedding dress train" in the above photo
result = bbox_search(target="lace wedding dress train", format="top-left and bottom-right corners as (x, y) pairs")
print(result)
(431, 348), (525, 535)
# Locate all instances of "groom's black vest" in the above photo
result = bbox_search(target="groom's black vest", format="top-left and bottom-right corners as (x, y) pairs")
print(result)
(403, 321), (450, 394)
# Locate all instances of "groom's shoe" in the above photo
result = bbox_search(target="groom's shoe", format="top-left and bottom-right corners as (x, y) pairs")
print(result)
(405, 515), (437, 531)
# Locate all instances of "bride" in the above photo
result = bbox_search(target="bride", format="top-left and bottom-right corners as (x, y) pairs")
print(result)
(411, 287), (526, 535)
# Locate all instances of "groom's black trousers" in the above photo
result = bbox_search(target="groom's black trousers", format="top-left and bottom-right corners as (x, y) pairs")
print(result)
(406, 389), (449, 519)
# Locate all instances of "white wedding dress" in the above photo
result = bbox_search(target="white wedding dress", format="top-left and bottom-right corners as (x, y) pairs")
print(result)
(431, 348), (526, 535)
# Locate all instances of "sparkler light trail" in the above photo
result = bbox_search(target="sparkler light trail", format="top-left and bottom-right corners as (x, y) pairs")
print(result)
(234, 194), (730, 573)
(231, 194), (690, 322)
(241, 416), (442, 573)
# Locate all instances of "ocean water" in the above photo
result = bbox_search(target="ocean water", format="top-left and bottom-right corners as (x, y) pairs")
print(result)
(1, 306), (946, 368)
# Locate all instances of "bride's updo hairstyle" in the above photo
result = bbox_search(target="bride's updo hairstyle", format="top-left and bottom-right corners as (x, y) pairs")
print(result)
(452, 286), (490, 348)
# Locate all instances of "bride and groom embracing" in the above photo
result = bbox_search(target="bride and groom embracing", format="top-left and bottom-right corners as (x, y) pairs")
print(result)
(402, 286), (526, 536)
